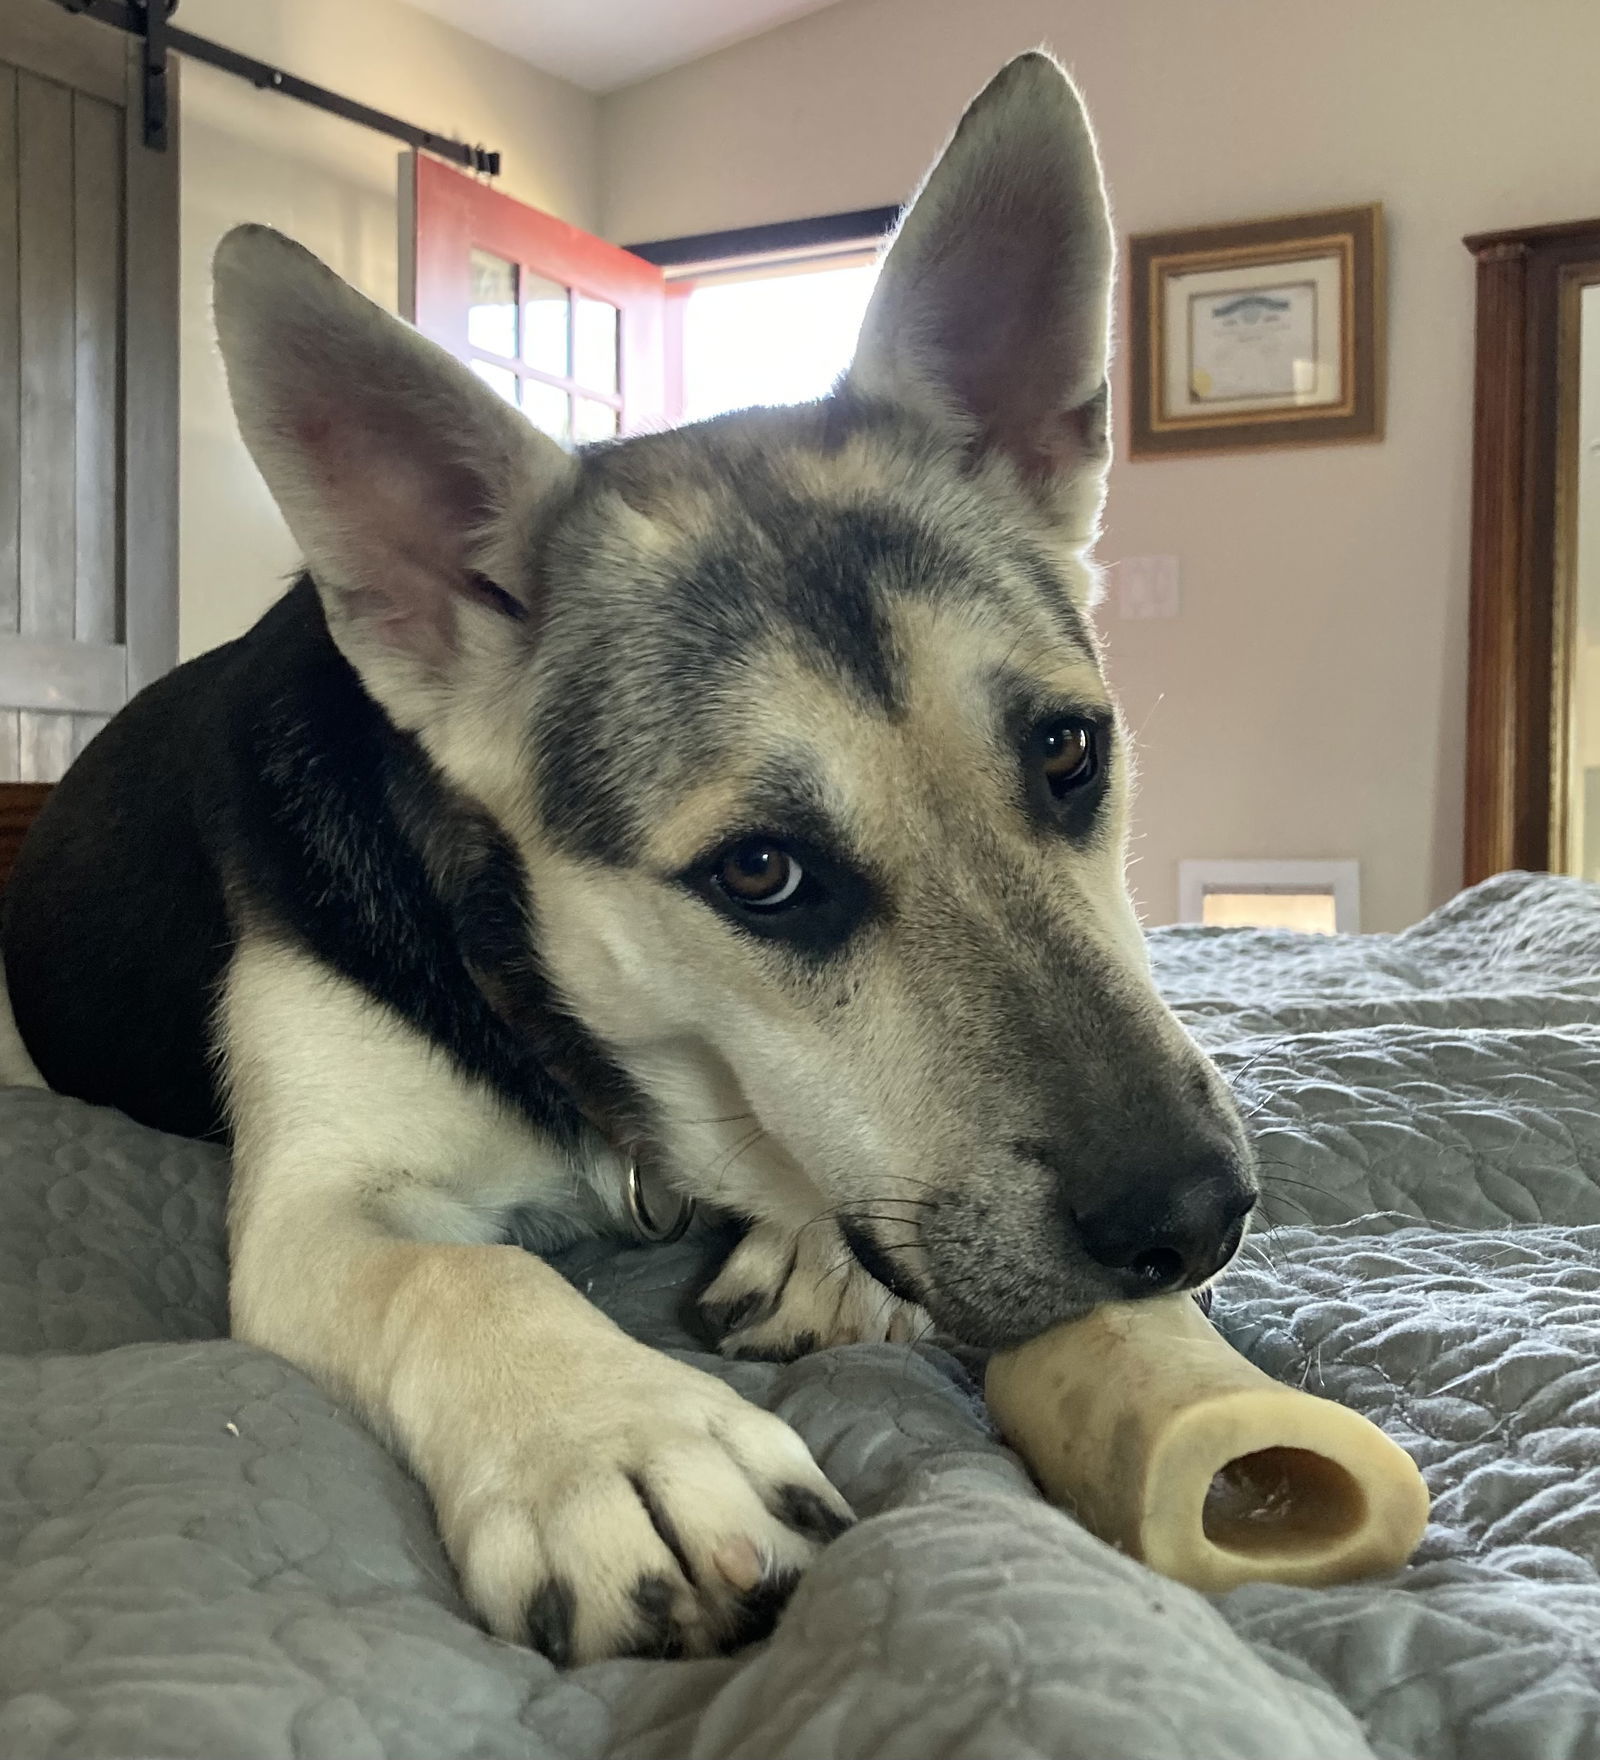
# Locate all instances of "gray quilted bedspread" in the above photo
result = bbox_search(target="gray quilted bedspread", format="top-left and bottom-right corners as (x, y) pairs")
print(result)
(4, 870), (1600, 1759)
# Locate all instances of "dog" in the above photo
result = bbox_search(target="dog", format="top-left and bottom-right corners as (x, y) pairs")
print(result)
(2, 52), (1255, 1664)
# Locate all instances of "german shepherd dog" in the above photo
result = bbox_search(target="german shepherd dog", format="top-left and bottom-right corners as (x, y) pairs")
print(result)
(3, 54), (1255, 1663)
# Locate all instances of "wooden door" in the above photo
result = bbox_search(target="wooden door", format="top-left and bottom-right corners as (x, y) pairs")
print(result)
(401, 153), (666, 445)
(0, 0), (178, 781)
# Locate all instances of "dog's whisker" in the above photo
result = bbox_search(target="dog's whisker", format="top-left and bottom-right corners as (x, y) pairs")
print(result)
(665, 1108), (758, 1129)
(701, 1124), (770, 1198)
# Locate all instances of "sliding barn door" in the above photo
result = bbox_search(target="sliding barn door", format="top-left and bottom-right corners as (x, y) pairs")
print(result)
(402, 152), (666, 444)
(0, 0), (178, 780)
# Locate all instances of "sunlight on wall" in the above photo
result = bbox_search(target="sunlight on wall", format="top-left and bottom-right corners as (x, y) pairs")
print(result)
(680, 262), (879, 421)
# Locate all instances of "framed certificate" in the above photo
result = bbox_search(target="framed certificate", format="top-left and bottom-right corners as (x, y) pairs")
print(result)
(1128, 205), (1384, 456)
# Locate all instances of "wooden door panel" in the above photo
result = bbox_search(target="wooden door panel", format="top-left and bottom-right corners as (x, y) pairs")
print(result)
(405, 153), (666, 441)
(17, 69), (75, 647)
(0, 635), (127, 711)
(5, 0), (122, 102)
(18, 708), (108, 777)
(119, 41), (178, 698)
(0, 66), (18, 654)
(20, 711), (75, 782)
(73, 89), (121, 647)
(0, 0), (178, 781)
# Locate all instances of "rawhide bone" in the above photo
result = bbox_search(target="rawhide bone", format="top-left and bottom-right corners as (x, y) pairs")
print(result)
(985, 1292), (1429, 1591)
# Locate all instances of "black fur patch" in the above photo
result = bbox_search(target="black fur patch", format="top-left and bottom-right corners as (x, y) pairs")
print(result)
(3, 646), (235, 1139)
(5, 579), (603, 1146)
(770, 1484), (853, 1543)
(1007, 534), (1097, 654)
(726, 1341), (806, 1365)
(525, 1577), (578, 1666)
(729, 1565), (800, 1648)
(620, 1574), (684, 1661)
(727, 1328), (820, 1364)
(229, 586), (584, 1143)
(629, 1471), (697, 1586)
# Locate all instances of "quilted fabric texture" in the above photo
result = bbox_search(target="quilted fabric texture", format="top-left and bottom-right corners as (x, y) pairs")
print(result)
(2, 870), (1599, 1758)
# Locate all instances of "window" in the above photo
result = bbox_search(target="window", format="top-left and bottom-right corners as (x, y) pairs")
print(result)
(465, 249), (621, 444)
(626, 208), (898, 426)
(675, 257), (880, 422)
(1178, 860), (1361, 935)
(1200, 891), (1339, 934)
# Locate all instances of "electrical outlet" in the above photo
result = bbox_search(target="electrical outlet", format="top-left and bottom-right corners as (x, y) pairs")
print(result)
(1113, 554), (1181, 620)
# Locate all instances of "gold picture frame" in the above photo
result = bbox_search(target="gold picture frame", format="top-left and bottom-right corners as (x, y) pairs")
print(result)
(1128, 204), (1384, 457)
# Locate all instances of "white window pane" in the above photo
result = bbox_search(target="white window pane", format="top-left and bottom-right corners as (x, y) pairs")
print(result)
(470, 358), (520, 407)
(572, 294), (619, 395)
(468, 249), (518, 358)
(681, 262), (879, 422)
(523, 276), (569, 377)
(521, 378), (570, 442)
(1200, 892), (1337, 934)
(573, 398), (619, 444)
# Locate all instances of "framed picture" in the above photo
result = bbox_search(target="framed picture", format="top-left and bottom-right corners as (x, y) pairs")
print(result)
(1128, 204), (1384, 457)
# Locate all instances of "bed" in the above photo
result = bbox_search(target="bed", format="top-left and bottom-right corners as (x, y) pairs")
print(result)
(3, 869), (1599, 1758)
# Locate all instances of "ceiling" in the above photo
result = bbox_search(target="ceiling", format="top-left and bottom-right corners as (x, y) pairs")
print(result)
(403, 0), (846, 93)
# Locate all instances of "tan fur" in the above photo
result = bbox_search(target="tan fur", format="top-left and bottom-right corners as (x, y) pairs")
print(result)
(0, 973), (46, 1089)
(222, 933), (850, 1658)
(646, 773), (765, 874)
(523, 586), (1151, 1263)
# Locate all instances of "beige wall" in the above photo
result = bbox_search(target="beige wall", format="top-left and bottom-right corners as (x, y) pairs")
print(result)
(601, 0), (1600, 930)
(177, 0), (596, 661)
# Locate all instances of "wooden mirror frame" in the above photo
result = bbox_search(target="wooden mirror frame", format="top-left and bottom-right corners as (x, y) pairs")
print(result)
(1464, 217), (1600, 883)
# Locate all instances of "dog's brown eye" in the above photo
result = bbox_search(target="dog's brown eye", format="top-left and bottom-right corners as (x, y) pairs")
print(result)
(716, 840), (804, 908)
(1041, 718), (1097, 794)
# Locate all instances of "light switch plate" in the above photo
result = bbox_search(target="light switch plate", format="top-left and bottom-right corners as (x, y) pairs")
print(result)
(1113, 554), (1181, 620)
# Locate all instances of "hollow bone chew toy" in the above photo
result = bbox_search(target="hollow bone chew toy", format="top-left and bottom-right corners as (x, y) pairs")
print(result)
(985, 1293), (1430, 1592)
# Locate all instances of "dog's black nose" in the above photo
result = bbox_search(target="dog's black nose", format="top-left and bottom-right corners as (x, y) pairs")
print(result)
(1073, 1169), (1255, 1298)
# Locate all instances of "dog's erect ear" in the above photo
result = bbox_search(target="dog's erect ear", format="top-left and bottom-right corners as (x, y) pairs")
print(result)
(212, 225), (576, 726)
(846, 52), (1113, 543)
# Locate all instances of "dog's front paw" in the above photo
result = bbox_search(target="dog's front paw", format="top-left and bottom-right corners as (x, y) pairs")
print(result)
(701, 1217), (928, 1361)
(437, 1355), (852, 1664)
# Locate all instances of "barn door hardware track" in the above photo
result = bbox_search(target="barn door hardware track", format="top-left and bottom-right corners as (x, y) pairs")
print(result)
(51, 0), (501, 173)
